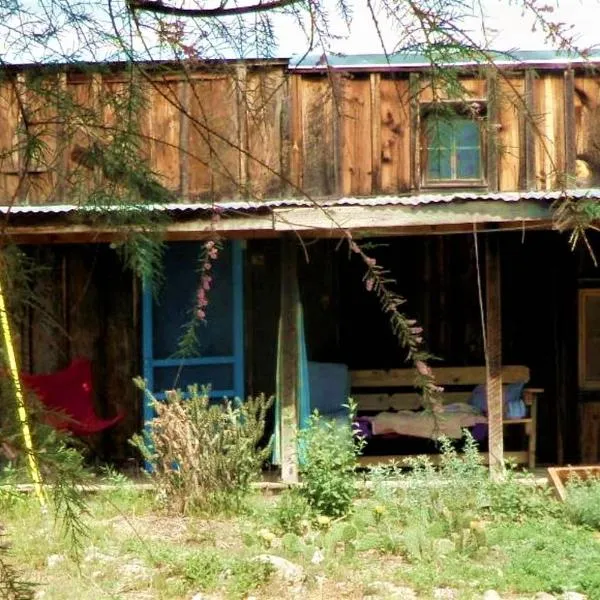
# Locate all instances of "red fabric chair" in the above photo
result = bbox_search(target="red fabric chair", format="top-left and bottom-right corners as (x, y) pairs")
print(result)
(20, 358), (123, 436)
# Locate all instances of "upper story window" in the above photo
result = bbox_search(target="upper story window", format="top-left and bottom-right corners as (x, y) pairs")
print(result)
(421, 102), (485, 187)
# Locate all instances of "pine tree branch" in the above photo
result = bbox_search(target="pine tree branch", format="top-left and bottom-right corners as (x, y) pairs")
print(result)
(128, 0), (299, 18)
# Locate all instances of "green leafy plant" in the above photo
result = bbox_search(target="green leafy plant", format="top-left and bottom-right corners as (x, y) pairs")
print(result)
(297, 399), (365, 518)
(563, 474), (600, 530)
(132, 381), (273, 515)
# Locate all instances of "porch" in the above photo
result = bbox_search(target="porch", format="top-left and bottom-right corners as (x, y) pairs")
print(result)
(1, 226), (599, 475)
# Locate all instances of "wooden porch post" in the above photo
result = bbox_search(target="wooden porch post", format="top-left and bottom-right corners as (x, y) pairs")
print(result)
(486, 234), (505, 480)
(279, 235), (299, 483)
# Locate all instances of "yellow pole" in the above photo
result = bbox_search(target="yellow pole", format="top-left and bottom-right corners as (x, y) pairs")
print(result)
(0, 275), (46, 507)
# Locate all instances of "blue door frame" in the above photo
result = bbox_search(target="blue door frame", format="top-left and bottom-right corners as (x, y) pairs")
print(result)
(141, 240), (245, 429)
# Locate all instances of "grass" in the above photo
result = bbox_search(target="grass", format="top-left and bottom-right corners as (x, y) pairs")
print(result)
(2, 475), (600, 600)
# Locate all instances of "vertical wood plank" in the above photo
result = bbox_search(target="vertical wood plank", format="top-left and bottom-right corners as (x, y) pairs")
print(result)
(498, 77), (524, 191)
(236, 65), (248, 196)
(380, 78), (411, 192)
(279, 235), (299, 483)
(179, 78), (190, 199)
(55, 73), (68, 203)
(247, 70), (285, 198)
(564, 68), (577, 185)
(487, 70), (499, 192)
(524, 69), (536, 190)
(409, 73), (420, 191)
(486, 234), (504, 479)
(290, 75), (303, 191)
(341, 77), (372, 195)
(370, 73), (382, 193)
(280, 75), (292, 195)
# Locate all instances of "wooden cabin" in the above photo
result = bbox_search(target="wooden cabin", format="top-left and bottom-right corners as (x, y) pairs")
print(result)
(2, 51), (600, 475)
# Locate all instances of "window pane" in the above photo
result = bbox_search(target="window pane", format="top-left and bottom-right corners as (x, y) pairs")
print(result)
(153, 364), (234, 395)
(456, 120), (479, 147)
(427, 148), (452, 179)
(426, 119), (453, 148)
(153, 241), (234, 358)
(457, 147), (481, 179)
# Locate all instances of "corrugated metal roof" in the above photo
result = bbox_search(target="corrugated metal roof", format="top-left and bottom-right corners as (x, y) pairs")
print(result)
(290, 50), (600, 71)
(0, 188), (598, 216)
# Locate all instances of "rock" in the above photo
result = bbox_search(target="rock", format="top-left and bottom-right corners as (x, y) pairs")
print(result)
(364, 581), (418, 599)
(433, 588), (458, 600)
(118, 558), (151, 580)
(534, 594), (556, 600)
(560, 593), (587, 600)
(482, 592), (502, 600)
(433, 538), (456, 556)
(253, 555), (304, 584)
(311, 549), (325, 565)
(46, 554), (66, 569)
(84, 547), (115, 563)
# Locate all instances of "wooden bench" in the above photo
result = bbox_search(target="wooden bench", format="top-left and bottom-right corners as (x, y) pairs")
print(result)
(350, 365), (543, 469)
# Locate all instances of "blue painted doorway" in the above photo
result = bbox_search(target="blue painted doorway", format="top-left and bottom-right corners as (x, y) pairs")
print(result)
(141, 241), (244, 425)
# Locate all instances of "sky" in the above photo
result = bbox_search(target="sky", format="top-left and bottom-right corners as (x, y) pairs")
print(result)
(277, 0), (600, 57)
(2, 0), (599, 64)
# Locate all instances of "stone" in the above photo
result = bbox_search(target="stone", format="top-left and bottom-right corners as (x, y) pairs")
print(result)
(118, 558), (151, 580)
(534, 594), (556, 600)
(46, 554), (65, 569)
(364, 581), (418, 599)
(311, 549), (325, 565)
(433, 588), (458, 600)
(560, 593), (587, 600)
(253, 554), (304, 584)
(482, 592), (502, 600)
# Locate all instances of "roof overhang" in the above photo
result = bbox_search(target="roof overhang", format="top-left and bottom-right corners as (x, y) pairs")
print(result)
(0, 188), (584, 243)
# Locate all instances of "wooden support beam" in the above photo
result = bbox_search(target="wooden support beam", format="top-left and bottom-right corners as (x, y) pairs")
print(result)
(485, 234), (504, 479)
(278, 235), (299, 483)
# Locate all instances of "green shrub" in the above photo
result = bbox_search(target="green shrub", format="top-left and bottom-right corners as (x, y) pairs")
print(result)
(297, 401), (364, 518)
(564, 474), (600, 530)
(132, 381), (273, 515)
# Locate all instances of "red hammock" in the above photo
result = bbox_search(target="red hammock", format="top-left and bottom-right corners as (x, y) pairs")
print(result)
(20, 358), (123, 436)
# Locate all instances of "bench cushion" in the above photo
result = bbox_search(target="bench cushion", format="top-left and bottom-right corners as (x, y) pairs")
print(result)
(469, 381), (527, 418)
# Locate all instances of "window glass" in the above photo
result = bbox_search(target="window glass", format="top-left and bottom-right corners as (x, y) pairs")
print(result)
(425, 114), (482, 182)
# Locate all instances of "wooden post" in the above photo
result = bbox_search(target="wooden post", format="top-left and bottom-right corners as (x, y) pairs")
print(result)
(279, 235), (299, 483)
(485, 234), (504, 480)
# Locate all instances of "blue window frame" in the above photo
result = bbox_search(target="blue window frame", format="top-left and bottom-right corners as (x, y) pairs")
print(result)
(424, 115), (482, 184)
(141, 241), (244, 425)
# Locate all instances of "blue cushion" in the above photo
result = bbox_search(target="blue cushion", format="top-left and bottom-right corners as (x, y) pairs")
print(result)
(469, 381), (527, 418)
(308, 362), (350, 419)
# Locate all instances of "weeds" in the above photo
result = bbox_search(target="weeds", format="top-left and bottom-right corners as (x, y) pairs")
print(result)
(563, 473), (600, 529)
(132, 381), (273, 515)
(297, 400), (364, 518)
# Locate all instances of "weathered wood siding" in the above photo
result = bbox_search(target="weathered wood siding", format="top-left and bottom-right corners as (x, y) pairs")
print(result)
(0, 64), (597, 203)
